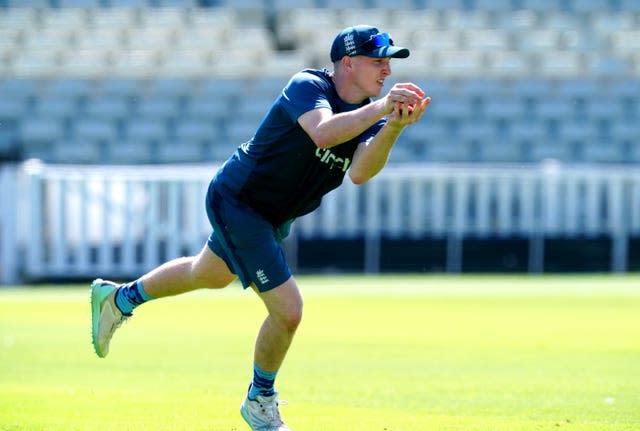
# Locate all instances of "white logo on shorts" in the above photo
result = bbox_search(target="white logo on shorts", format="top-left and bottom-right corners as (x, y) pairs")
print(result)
(256, 269), (269, 285)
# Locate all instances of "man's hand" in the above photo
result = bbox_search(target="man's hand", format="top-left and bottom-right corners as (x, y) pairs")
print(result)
(382, 83), (431, 126)
(389, 97), (431, 126)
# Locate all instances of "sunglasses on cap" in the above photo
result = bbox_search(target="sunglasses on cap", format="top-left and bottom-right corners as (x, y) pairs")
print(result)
(360, 32), (394, 53)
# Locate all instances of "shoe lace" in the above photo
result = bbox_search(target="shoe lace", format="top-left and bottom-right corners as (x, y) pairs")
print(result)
(258, 398), (287, 426)
(113, 314), (129, 330)
(106, 294), (130, 332)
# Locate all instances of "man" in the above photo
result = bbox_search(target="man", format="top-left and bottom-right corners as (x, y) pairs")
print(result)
(91, 24), (430, 430)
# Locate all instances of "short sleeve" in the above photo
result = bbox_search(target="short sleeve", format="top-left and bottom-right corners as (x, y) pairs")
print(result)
(281, 72), (332, 122)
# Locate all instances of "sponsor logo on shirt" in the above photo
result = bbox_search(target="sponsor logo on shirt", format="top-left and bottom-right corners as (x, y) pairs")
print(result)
(315, 148), (351, 173)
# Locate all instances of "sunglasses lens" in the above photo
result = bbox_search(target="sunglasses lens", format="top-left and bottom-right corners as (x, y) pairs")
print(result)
(362, 33), (393, 52)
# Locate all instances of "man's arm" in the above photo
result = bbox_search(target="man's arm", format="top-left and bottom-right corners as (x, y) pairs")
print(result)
(297, 99), (389, 150)
(349, 97), (430, 185)
(298, 83), (426, 150)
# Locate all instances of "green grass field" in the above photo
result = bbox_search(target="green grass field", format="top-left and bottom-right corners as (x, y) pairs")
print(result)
(1, 274), (639, 431)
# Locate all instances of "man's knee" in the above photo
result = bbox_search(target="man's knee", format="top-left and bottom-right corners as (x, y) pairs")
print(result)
(280, 297), (303, 332)
(262, 279), (303, 333)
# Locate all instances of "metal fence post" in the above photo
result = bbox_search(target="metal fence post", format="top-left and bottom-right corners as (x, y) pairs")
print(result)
(0, 164), (19, 285)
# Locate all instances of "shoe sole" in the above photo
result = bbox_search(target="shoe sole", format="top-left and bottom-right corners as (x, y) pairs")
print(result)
(90, 278), (113, 358)
(240, 403), (252, 429)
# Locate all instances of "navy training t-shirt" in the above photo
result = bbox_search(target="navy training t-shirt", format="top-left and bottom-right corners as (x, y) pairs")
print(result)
(212, 68), (386, 227)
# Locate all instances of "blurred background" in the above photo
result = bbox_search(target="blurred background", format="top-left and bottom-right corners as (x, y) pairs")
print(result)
(1, 0), (640, 284)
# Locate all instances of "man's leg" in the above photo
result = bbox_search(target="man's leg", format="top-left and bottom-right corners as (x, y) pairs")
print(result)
(139, 244), (237, 298)
(240, 277), (302, 430)
(91, 244), (236, 357)
(253, 277), (303, 373)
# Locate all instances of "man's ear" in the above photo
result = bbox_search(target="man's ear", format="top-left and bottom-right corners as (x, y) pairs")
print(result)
(341, 56), (353, 71)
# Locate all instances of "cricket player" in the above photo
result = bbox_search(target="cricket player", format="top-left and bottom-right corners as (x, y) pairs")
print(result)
(91, 24), (430, 430)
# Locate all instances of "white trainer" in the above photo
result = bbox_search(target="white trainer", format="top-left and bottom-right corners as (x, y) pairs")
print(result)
(91, 278), (129, 358)
(240, 392), (291, 431)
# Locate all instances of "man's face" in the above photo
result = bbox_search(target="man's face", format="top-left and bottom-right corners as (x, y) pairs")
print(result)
(349, 56), (392, 98)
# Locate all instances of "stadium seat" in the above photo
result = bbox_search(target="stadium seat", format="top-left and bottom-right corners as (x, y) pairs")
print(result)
(462, 30), (510, 52)
(106, 140), (155, 164)
(90, 8), (137, 30)
(424, 0), (464, 10)
(425, 140), (473, 163)
(529, 141), (572, 163)
(84, 95), (131, 121)
(579, 140), (624, 164)
(388, 144), (417, 163)
(0, 125), (20, 160)
(60, 50), (111, 78)
(20, 117), (66, 156)
(520, 0), (562, 12)
(272, 0), (316, 10)
(0, 7), (38, 30)
(74, 28), (124, 55)
(567, 0), (607, 13)
(597, 56), (633, 78)
(536, 52), (585, 78)
(509, 119), (547, 142)
(260, 51), (307, 78)
(173, 119), (219, 143)
(618, 0), (640, 12)
(10, 50), (61, 77)
(196, 78), (245, 101)
(535, 96), (578, 121)
(626, 143), (640, 163)
(412, 30), (461, 51)
(110, 50), (161, 78)
(611, 122), (640, 143)
(72, 118), (119, 142)
(206, 140), (237, 162)
(182, 96), (229, 123)
(124, 119), (167, 142)
(33, 96), (78, 121)
(0, 95), (30, 124)
(428, 96), (474, 122)
(108, 0), (151, 7)
(459, 120), (497, 144)
(557, 79), (600, 99)
(225, 119), (255, 145)
(470, 0), (514, 11)
(389, 9), (439, 29)
(95, 78), (141, 97)
(156, 50), (213, 78)
(156, 140), (204, 163)
(478, 141), (524, 163)
(368, 0), (416, 9)
(321, 0), (367, 8)
(133, 96), (181, 122)
(559, 121), (598, 146)
(6, 0), (49, 6)
(52, 139), (103, 164)
(443, 10), (491, 30)
(156, 0), (196, 6)
(58, 0), (101, 6)
(435, 51), (486, 78)
(482, 98), (526, 121)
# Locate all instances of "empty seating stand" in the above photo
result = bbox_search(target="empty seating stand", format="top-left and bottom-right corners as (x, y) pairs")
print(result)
(0, 3), (637, 165)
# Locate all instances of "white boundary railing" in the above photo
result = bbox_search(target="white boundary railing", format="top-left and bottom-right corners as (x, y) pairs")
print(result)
(2, 160), (640, 284)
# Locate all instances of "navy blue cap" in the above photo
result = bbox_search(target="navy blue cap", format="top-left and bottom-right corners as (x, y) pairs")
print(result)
(330, 25), (410, 63)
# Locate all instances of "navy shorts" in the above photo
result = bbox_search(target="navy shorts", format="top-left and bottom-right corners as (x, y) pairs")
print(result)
(205, 184), (292, 292)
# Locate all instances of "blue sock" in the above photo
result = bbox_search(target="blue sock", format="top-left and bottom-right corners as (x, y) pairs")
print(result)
(248, 363), (278, 400)
(114, 280), (152, 315)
